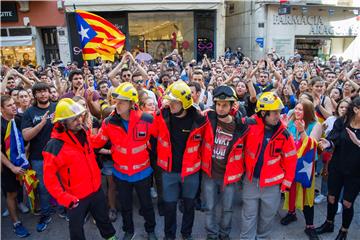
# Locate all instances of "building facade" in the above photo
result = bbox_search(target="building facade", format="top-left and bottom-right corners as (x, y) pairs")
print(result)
(64, 0), (226, 64)
(1, 1), (71, 66)
(226, 0), (360, 60)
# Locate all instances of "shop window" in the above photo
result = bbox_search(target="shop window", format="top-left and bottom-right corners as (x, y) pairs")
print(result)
(128, 12), (194, 62)
(1, 44), (36, 67)
(8, 28), (32, 36)
(195, 11), (216, 62)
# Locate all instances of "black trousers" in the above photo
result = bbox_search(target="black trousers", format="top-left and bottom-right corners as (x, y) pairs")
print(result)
(114, 176), (156, 234)
(67, 189), (115, 240)
(327, 170), (360, 229)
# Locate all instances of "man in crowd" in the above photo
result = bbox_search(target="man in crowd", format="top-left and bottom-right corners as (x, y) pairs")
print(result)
(43, 98), (117, 240)
(153, 80), (208, 240)
(21, 82), (56, 232)
(240, 92), (297, 239)
(1, 95), (30, 238)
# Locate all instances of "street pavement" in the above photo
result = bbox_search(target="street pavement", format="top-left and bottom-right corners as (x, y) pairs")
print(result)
(2, 177), (360, 240)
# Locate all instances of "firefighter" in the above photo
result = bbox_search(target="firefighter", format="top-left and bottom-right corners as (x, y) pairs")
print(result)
(240, 92), (297, 240)
(42, 98), (116, 240)
(201, 86), (250, 240)
(91, 82), (157, 240)
(153, 80), (208, 240)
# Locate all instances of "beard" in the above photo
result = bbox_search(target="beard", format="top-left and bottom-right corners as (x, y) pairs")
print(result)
(37, 98), (49, 105)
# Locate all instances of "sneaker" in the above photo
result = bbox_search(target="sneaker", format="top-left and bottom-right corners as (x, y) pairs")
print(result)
(280, 213), (297, 225)
(304, 227), (320, 240)
(337, 202), (343, 214)
(182, 235), (193, 240)
(36, 215), (52, 232)
(58, 211), (69, 222)
(2, 208), (9, 217)
(315, 221), (334, 234)
(314, 194), (326, 204)
(148, 232), (158, 240)
(33, 208), (41, 216)
(335, 229), (348, 240)
(150, 187), (158, 198)
(13, 222), (30, 238)
(122, 232), (135, 240)
(18, 203), (30, 214)
(109, 208), (117, 222)
(219, 234), (230, 240)
(206, 235), (218, 240)
(107, 236), (119, 240)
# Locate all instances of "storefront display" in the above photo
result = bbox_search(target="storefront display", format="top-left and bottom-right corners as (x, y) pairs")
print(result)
(128, 11), (194, 62)
(0, 43), (36, 67)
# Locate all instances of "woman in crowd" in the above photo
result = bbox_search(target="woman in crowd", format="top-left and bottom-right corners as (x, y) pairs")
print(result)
(316, 97), (360, 240)
(281, 99), (322, 240)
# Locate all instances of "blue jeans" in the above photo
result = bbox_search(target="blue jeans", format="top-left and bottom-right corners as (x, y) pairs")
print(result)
(203, 175), (236, 238)
(32, 160), (51, 216)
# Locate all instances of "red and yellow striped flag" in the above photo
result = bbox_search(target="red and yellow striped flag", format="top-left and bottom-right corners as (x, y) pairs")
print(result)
(75, 10), (125, 61)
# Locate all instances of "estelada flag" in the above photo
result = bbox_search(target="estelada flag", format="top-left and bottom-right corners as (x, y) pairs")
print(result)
(75, 10), (125, 61)
(294, 136), (317, 188)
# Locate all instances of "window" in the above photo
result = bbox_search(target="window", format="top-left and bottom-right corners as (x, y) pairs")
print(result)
(128, 12), (194, 62)
(8, 28), (32, 36)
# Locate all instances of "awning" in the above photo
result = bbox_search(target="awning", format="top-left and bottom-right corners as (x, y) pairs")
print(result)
(0, 36), (33, 47)
(64, 0), (221, 12)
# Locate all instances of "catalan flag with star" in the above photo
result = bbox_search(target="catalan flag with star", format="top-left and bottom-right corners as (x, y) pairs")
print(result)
(75, 10), (125, 61)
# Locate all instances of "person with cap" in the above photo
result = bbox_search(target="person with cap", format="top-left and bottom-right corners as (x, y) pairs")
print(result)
(91, 82), (157, 240)
(201, 86), (250, 240)
(42, 98), (116, 240)
(153, 80), (209, 240)
(240, 92), (297, 240)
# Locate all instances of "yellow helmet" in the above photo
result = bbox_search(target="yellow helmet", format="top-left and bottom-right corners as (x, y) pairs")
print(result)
(163, 80), (193, 109)
(255, 91), (284, 112)
(112, 82), (138, 103)
(53, 98), (86, 123)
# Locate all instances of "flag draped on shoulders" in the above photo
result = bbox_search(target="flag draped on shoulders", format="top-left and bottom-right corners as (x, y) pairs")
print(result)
(294, 136), (317, 188)
(75, 10), (126, 61)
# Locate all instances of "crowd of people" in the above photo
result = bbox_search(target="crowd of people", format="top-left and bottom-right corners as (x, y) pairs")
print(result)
(1, 47), (360, 240)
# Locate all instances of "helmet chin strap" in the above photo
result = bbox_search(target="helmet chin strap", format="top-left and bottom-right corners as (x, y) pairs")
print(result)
(173, 107), (185, 116)
(217, 113), (229, 118)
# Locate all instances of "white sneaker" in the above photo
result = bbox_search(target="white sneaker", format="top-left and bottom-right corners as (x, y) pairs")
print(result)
(337, 202), (343, 214)
(314, 194), (327, 204)
(150, 187), (158, 199)
(2, 208), (9, 217)
(17, 203), (30, 214)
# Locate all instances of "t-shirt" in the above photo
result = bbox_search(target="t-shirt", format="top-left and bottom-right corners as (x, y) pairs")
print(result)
(253, 128), (274, 179)
(21, 102), (56, 161)
(211, 119), (236, 179)
(170, 110), (194, 173)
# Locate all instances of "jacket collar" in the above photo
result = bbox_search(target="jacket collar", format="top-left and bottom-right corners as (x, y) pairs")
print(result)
(161, 106), (207, 131)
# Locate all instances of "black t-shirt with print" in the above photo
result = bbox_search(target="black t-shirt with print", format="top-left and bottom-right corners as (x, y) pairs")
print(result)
(211, 119), (236, 179)
(21, 102), (56, 161)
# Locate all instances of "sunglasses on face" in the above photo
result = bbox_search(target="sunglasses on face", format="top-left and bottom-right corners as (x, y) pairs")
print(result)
(135, 80), (143, 84)
(122, 74), (131, 78)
